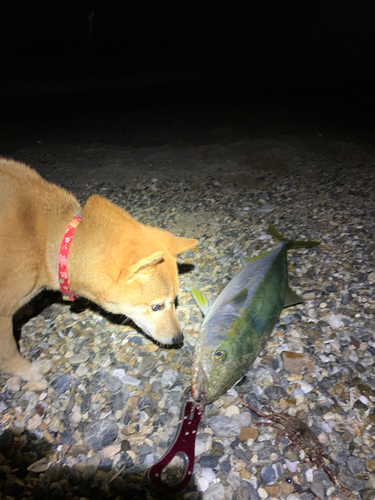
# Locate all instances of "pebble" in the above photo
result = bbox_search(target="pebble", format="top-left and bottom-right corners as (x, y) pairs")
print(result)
(346, 455), (366, 475)
(51, 374), (72, 393)
(281, 351), (315, 374)
(6, 376), (22, 392)
(202, 482), (225, 500)
(160, 369), (178, 386)
(26, 413), (42, 430)
(82, 419), (118, 451)
(261, 465), (276, 485)
(285, 459), (299, 472)
(197, 477), (209, 492)
(310, 482), (326, 499)
(69, 352), (90, 364)
(209, 415), (241, 437)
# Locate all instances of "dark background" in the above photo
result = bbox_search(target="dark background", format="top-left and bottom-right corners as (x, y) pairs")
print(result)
(1, 1), (375, 113)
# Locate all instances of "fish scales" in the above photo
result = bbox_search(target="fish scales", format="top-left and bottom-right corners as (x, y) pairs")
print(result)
(191, 225), (320, 403)
(203, 245), (284, 347)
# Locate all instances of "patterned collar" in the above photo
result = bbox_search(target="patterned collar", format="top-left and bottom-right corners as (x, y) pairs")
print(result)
(59, 215), (82, 301)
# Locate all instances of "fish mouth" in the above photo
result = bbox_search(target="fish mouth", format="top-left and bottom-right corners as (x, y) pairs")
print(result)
(191, 362), (208, 402)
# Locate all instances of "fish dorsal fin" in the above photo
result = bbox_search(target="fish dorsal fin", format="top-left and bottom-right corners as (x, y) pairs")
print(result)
(225, 287), (248, 314)
(284, 286), (304, 308)
(191, 288), (211, 316)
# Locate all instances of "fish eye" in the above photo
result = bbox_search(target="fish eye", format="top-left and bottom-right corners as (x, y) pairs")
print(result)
(214, 350), (226, 360)
(151, 303), (165, 312)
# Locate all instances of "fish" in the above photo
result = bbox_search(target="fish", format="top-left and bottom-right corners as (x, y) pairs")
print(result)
(191, 225), (320, 404)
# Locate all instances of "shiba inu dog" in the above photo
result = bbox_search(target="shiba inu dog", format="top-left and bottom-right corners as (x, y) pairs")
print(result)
(0, 159), (198, 381)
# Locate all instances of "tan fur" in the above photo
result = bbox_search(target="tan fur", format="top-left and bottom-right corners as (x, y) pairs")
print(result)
(0, 159), (198, 380)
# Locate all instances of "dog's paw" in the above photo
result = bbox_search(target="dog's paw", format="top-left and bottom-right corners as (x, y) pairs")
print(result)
(14, 360), (54, 381)
(29, 360), (54, 380)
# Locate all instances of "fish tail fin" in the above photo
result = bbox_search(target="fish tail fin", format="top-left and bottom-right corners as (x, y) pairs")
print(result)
(268, 225), (320, 249)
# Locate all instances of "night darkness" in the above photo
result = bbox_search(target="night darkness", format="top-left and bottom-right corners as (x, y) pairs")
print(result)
(1, 2), (375, 107)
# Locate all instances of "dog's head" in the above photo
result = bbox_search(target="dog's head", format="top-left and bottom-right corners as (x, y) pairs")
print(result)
(70, 197), (198, 346)
(102, 241), (196, 345)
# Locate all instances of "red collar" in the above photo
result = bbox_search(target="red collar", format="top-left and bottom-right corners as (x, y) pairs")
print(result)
(59, 215), (82, 301)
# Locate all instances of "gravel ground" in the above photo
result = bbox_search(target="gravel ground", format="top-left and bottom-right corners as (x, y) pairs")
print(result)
(1, 92), (375, 500)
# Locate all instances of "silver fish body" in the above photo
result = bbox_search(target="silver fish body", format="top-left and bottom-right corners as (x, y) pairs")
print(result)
(191, 226), (319, 403)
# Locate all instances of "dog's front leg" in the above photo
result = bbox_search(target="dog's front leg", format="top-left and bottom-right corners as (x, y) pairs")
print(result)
(0, 317), (53, 381)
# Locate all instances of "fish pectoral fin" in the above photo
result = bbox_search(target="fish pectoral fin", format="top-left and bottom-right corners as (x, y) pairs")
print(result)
(225, 287), (248, 313)
(191, 287), (211, 316)
(284, 286), (304, 307)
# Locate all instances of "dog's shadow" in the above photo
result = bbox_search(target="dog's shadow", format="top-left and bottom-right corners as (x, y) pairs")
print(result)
(12, 262), (196, 348)
(177, 262), (195, 275)
(12, 290), (142, 344)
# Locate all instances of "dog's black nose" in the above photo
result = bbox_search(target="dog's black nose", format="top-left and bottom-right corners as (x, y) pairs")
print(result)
(172, 332), (184, 345)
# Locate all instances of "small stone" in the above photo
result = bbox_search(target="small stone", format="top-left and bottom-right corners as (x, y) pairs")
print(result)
(51, 374), (72, 394)
(367, 271), (375, 283)
(307, 308), (317, 319)
(112, 369), (140, 386)
(202, 482), (225, 500)
(305, 468), (314, 482)
(209, 415), (241, 437)
(75, 364), (88, 377)
(264, 385), (285, 400)
(19, 390), (37, 412)
(197, 476), (209, 492)
(69, 352), (90, 365)
(27, 413), (42, 430)
(103, 444), (121, 458)
(272, 461), (283, 479)
(82, 419), (118, 451)
(238, 411), (252, 427)
(220, 460), (231, 474)
(282, 351), (315, 374)
(310, 482), (325, 499)
(258, 487), (268, 499)
(27, 457), (51, 473)
(265, 484), (280, 497)
(6, 376), (22, 392)
(23, 380), (48, 391)
(261, 465), (276, 485)
(161, 369), (178, 387)
(70, 410), (82, 425)
(280, 482), (295, 497)
(201, 467), (216, 482)
(225, 405), (240, 417)
(239, 426), (258, 442)
(106, 375), (122, 393)
(337, 472), (366, 491)
(199, 456), (219, 468)
(285, 459), (299, 472)
(144, 343), (159, 353)
(258, 203), (275, 214)
(347, 456), (366, 475)
(327, 313), (343, 330)
(195, 438), (208, 456)
(366, 459), (375, 472)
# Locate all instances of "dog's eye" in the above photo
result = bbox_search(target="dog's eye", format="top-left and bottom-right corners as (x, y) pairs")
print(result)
(152, 303), (165, 312)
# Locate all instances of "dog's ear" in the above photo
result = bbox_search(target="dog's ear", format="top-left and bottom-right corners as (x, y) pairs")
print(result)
(127, 250), (165, 277)
(145, 226), (199, 256)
